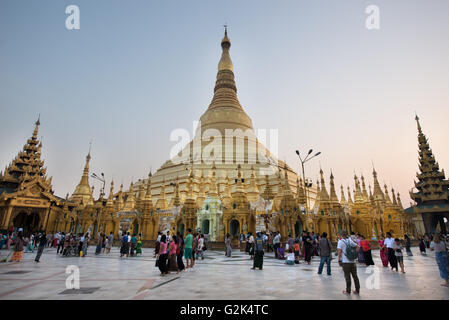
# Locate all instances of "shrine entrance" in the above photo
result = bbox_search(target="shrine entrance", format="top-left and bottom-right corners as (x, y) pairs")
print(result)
(202, 219), (210, 235)
(230, 219), (240, 239)
(294, 220), (303, 237)
(119, 218), (131, 235)
(13, 211), (40, 234)
(178, 223), (185, 237)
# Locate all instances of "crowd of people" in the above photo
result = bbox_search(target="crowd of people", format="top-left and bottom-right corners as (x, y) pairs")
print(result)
(1, 227), (448, 290)
(235, 229), (449, 293)
(119, 232), (143, 257)
(153, 229), (207, 276)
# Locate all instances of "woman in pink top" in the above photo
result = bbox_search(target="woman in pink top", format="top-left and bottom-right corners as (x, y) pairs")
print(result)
(167, 236), (179, 273)
(378, 237), (389, 267)
(157, 235), (169, 276)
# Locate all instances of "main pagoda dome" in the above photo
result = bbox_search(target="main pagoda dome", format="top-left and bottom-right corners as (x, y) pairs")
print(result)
(136, 29), (312, 211)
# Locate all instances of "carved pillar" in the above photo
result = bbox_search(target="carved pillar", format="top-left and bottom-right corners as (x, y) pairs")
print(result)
(42, 207), (51, 231)
(113, 219), (120, 238)
(2, 206), (14, 229)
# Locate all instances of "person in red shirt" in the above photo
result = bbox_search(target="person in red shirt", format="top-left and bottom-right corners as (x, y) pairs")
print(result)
(294, 240), (301, 264)
(360, 235), (375, 266)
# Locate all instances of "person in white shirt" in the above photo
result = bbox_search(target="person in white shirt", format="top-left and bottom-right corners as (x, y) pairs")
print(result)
(285, 248), (295, 265)
(392, 238), (405, 273)
(383, 232), (398, 271)
(273, 232), (281, 258)
(262, 232), (268, 251)
(197, 234), (205, 260)
(248, 233), (255, 259)
(337, 230), (360, 295)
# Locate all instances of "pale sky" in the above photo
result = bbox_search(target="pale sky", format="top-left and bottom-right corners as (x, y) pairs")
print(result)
(1, 0), (448, 206)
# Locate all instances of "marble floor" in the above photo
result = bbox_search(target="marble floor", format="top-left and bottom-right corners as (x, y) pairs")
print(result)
(0, 246), (447, 300)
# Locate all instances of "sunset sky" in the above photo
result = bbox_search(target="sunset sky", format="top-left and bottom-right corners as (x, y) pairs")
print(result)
(1, 0), (448, 205)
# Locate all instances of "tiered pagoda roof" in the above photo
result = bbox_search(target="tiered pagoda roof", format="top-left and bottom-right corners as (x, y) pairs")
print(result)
(409, 115), (449, 208)
(0, 116), (54, 197)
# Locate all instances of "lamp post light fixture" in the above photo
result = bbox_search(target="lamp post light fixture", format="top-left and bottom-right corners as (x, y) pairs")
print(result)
(295, 149), (321, 213)
(91, 172), (105, 198)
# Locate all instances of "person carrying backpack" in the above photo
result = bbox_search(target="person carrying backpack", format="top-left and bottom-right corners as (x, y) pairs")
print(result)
(337, 230), (360, 295)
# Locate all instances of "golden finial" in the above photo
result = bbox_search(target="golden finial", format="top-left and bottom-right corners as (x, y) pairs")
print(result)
(88, 140), (92, 157)
(219, 24), (233, 71)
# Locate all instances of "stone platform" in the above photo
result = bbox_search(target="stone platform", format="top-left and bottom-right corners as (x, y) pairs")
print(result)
(0, 246), (447, 300)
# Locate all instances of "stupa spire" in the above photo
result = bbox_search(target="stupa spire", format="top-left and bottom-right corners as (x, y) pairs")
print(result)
(296, 177), (306, 205)
(329, 171), (339, 203)
(106, 180), (114, 206)
(199, 28), (254, 136)
(391, 187), (398, 206)
(353, 174), (364, 202)
(372, 166), (384, 201)
(340, 185), (347, 204)
(218, 25), (233, 72)
(384, 184), (392, 205)
(319, 169), (329, 201)
(70, 148), (93, 205)
(347, 186), (353, 204)
(361, 175), (369, 200)
(145, 171), (152, 200)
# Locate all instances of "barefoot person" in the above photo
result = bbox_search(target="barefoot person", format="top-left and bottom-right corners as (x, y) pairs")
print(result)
(337, 230), (360, 295)
(384, 232), (398, 271)
(225, 233), (232, 257)
(106, 232), (113, 254)
(251, 232), (265, 270)
(430, 233), (449, 287)
(318, 232), (332, 275)
(157, 235), (168, 276)
(10, 231), (24, 262)
(167, 235), (179, 273)
(393, 238), (406, 273)
(184, 228), (193, 268)
(34, 233), (47, 263)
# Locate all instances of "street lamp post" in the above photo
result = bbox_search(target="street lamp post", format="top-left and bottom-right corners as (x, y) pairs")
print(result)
(90, 172), (105, 240)
(295, 149), (321, 213)
(91, 172), (105, 198)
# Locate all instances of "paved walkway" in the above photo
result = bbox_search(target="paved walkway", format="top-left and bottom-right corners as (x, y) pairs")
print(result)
(0, 246), (447, 300)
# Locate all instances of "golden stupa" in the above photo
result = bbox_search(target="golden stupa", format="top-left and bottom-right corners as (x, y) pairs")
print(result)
(137, 29), (315, 210)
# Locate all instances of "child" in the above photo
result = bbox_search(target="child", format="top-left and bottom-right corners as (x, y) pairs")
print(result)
(393, 238), (405, 273)
(285, 248), (295, 265)
(294, 240), (300, 264)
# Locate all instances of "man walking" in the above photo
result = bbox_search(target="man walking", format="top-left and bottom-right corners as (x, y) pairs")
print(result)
(184, 228), (193, 268)
(383, 232), (398, 271)
(337, 230), (360, 295)
(35, 233), (47, 262)
(251, 232), (265, 270)
(318, 232), (332, 276)
(106, 232), (114, 254)
(57, 232), (65, 254)
(273, 232), (281, 258)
